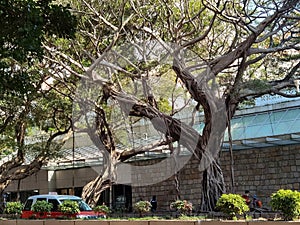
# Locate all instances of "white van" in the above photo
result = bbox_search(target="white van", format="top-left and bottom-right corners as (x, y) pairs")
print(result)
(21, 194), (103, 219)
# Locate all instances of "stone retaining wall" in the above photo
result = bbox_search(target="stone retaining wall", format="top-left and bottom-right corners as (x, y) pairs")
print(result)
(131, 156), (203, 211)
(221, 144), (300, 205)
(131, 144), (300, 210)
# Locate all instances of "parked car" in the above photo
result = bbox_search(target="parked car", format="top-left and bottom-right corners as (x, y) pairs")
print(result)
(21, 194), (104, 219)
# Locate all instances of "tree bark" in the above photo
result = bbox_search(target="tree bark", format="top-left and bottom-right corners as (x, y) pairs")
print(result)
(200, 158), (225, 211)
(0, 124), (70, 195)
(81, 148), (116, 206)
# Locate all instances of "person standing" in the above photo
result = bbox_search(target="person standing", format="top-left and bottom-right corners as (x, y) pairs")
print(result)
(150, 195), (157, 213)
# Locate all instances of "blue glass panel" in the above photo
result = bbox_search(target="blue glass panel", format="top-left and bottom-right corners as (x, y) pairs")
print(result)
(199, 106), (300, 142)
(270, 110), (286, 121)
(278, 109), (299, 121)
(251, 114), (270, 125)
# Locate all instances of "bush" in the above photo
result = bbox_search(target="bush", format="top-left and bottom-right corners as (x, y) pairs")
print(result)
(32, 200), (53, 213)
(133, 200), (151, 217)
(31, 200), (53, 218)
(93, 204), (111, 214)
(59, 200), (80, 215)
(215, 193), (249, 219)
(4, 201), (23, 215)
(270, 189), (300, 221)
(170, 200), (193, 215)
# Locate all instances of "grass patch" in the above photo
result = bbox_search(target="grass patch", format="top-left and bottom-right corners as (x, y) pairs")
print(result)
(101, 215), (207, 221)
(128, 216), (163, 220)
(98, 217), (128, 220)
(177, 215), (207, 220)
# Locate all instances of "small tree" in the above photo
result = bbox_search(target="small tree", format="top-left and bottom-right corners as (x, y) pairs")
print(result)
(270, 189), (300, 221)
(215, 194), (249, 219)
(170, 200), (193, 216)
(133, 201), (151, 217)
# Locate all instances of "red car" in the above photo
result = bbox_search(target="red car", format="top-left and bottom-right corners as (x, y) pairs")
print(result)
(21, 194), (105, 219)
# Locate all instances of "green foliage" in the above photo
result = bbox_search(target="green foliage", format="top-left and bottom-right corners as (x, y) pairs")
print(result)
(178, 215), (207, 220)
(32, 200), (53, 213)
(215, 194), (249, 219)
(170, 200), (193, 215)
(128, 216), (162, 220)
(4, 201), (23, 215)
(133, 201), (151, 214)
(0, 0), (76, 161)
(244, 79), (271, 92)
(270, 189), (300, 221)
(0, 0), (78, 112)
(157, 97), (172, 113)
(59, 200), (80, 215)
(0, 0), (77, 63)
(93, 204), (111, 214)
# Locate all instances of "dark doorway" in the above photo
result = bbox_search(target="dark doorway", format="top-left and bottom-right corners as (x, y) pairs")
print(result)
(98, 184), (132, 212)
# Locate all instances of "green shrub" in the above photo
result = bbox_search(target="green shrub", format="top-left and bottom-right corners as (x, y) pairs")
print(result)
(270, 189), (300, 220)
(32, 200), (53, 213)
(170, 200), (193, 215)
(4, 202), (23, 215)
(133, 200), (151, 217)
(93, 204), (111, 214)
(59, 200), (80, 215)
(215, 193), (249, 219)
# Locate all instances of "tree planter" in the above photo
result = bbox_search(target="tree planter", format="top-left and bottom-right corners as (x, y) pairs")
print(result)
(33, 212), (51, 219)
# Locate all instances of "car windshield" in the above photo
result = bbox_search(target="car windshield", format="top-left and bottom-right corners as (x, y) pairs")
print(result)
(60, 199), (92, 211)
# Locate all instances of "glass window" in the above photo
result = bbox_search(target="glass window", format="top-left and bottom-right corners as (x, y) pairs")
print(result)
(48, 199), (60, 211)
(60, 199), (92, 211)
(77, 200), (92, 211)
(23, 199), (33, 211)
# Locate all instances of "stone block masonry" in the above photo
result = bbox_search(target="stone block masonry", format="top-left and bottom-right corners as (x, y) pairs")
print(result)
(221, 144), (300, 206)
(131, 144), (300, 211)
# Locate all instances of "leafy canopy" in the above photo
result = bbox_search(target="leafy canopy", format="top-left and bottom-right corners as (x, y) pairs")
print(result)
(0, 0), (77, 62)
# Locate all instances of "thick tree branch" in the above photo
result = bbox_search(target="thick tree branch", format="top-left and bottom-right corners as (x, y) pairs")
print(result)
(248, 45), (300, 55)
(0, 126), (70, 192)
(119, 140), (170, 161)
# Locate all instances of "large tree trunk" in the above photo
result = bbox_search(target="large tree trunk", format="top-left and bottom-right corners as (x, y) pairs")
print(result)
(171, 50), (229, 211)
(80, 82), (228, 209)
(201, 158), (225, 211)
(81, 173), (112, 208)
(82, 154), (119, 207)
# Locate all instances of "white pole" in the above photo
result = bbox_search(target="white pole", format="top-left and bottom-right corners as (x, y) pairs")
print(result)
(294, 80), (300, 92)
